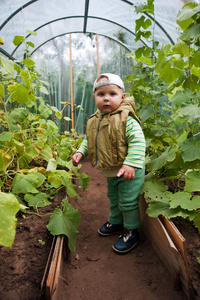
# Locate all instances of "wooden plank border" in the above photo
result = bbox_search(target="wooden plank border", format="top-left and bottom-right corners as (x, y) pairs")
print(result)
(45, 235), (64, 299)
(139, 195), (194, 300)
(42, 193), (195, 299)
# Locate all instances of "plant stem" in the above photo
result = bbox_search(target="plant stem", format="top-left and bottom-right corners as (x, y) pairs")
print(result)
(25, 211), (53, 217)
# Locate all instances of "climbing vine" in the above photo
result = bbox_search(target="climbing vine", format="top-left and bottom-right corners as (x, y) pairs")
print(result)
(127, 1), (200, 232)
(0, 33), (90, 250)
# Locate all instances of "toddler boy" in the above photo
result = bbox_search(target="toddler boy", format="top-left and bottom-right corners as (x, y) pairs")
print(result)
(72, 73), (146, 254)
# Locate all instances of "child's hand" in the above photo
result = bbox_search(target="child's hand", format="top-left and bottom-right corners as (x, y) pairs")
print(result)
(72, 153), (83, 166)
(117, 165), (135, 181)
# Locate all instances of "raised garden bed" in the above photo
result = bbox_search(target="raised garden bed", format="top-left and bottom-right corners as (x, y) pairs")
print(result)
(0, 161), (199, 300)
(0, 188), (66, 300)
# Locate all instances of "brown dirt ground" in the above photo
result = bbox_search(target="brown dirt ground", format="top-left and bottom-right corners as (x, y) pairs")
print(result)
(0, 159), (199, 300)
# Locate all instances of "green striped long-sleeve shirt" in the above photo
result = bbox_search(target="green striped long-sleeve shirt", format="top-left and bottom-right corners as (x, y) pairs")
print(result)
(77, 116), (146, 169)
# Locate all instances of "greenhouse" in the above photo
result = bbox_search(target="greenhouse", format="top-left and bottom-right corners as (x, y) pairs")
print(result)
(0, 0), (200, 299)
(1, 0), (199, 134)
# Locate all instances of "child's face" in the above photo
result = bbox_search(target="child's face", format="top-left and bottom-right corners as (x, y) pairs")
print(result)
(93, 84), (125, 114)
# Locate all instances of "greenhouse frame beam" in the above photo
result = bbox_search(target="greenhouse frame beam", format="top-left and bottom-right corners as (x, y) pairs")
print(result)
(11, 15), (148, 57)
(83, 0), (90, 33)
(144, 12), (175, 45)
(0, 47), (24, 68)
(0, 0), (39, 31)
(1, 0), (175, 57)
(120, 0), (175, 44)
(121, 0), (134, 4)
(0, 48), (16, 61)
(30, 32), (134, 56)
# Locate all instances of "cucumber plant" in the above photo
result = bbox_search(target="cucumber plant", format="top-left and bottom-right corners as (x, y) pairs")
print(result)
(0, 33), (90, 251)
(127, 1), (200, 232)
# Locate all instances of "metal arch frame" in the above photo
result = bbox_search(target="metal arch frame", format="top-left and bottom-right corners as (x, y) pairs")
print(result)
(11, 15), (148, 57)
(0, 0), (39, 31)
(84, 0), (90, 33)
(0, 48), (16, 61)
(0, 0), (175, 57)
(120, 0), (175, 45)
(30, 31), (137, 56)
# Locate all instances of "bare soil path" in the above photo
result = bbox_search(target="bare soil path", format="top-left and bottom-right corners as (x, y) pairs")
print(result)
(0, 159), (199, 300)
(57, 160), (187, 300)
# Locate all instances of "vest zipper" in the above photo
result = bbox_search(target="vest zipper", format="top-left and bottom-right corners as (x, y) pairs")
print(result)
(95, 114), (104, 166)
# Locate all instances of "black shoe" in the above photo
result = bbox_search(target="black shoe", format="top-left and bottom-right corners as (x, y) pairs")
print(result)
(98, 222), (123, 236)
(112, 228), (140, 254)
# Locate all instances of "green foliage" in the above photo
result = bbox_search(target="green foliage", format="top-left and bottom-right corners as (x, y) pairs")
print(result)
(0, 192), (25, 248)
(47, 199), (81, 252)
(197, 250), (200, 264)
(0, 34), (90, 250)
(129, 1), (200, 234)
(25, 193), (51, 209)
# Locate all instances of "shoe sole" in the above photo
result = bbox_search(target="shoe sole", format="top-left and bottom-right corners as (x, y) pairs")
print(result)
(98, 229), (123, 236)
(112, 241), (139, 254)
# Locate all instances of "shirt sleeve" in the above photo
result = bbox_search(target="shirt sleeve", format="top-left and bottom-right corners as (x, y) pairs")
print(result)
(77, 136), (88, 157)
(123, 116), (146, 169)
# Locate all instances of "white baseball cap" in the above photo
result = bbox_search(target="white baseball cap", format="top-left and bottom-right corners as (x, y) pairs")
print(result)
(93, 73), (125, 92)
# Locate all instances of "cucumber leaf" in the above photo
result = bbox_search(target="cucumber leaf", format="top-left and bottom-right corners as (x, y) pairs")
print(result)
(46, 199), (81, 251)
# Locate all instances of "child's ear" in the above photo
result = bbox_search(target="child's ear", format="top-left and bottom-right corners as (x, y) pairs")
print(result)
(122, 93), (126, 100)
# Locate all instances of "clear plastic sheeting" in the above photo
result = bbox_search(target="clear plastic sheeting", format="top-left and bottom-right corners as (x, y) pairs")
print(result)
(0, 0), (189, 59)
(1, 0), (199, 134)
(32, 34), (136, 134)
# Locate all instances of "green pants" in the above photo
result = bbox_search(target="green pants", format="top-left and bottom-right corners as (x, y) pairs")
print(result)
(107, 167), (145, 230)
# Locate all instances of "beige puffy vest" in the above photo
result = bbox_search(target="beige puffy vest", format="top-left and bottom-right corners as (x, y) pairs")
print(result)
(86, 97), (140, 170)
